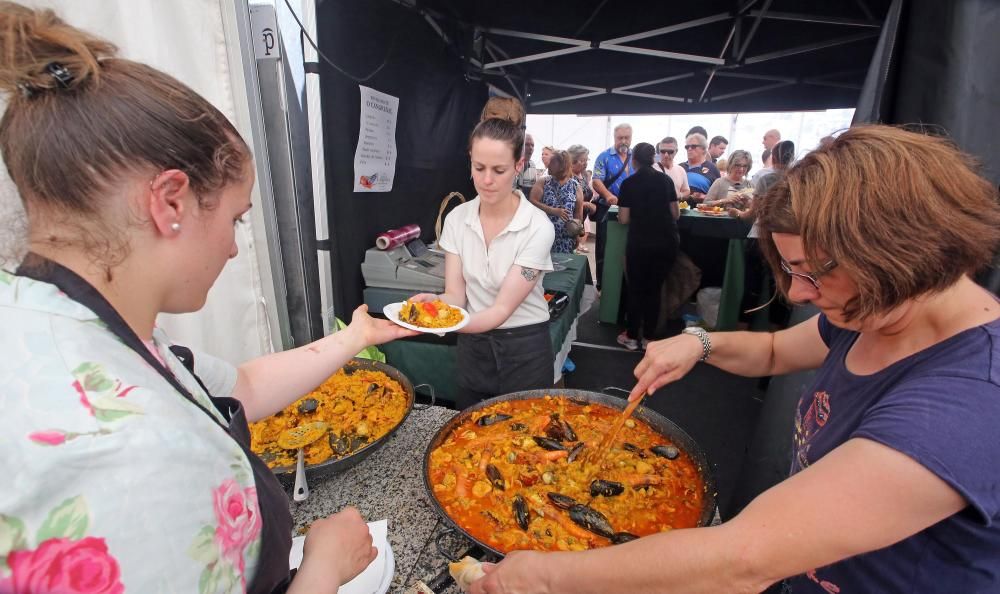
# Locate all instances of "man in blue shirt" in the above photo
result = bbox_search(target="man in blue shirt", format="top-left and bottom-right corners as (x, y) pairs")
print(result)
(680, 132), (721, 202)
(591, 123), (635, 290)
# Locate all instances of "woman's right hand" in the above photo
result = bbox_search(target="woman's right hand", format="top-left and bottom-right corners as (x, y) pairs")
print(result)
(298, 507), (376, 589)
(628, 333), (705, 401)
(558, 207), (572, 221)
(408, 293), (439, 303)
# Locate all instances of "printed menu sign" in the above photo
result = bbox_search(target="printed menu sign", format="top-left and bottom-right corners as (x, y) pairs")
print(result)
(353, 85), (398, 192)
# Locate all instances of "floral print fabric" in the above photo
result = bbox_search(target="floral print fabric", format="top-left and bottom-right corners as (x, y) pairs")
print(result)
(541, 176), (580, 253)
(0, 272), (262, 593)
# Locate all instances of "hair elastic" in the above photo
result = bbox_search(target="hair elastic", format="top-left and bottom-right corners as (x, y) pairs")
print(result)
(45, 62), (74, 88)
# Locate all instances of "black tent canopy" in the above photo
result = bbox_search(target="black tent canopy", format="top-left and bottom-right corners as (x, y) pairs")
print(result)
(315, 0), (913, 318)
(402, 0), (892, 114)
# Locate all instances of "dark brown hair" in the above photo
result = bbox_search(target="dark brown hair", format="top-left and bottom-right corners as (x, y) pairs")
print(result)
(472, 97), (526, 163)
(547, 150), (572, 179)
(756, 124), (1000, 322)
(632, 143), (655, 168)
(0, 2), (250, 260)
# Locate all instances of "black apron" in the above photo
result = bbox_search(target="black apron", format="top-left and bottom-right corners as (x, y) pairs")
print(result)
(17, 255), (293, 593)
(455, 320), (553, 410)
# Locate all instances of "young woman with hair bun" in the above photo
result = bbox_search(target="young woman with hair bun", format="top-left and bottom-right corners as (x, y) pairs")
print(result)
(410, 107), (556, 408)
(0, 3), (415, 592)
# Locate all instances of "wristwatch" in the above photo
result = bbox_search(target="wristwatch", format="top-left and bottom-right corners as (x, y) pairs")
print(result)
(681, 326), (712, 362)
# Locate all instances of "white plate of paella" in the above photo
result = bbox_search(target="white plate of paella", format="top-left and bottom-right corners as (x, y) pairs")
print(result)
(383, 300), (469, 336)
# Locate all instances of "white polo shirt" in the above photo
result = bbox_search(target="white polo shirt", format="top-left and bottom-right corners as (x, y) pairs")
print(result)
(439, 192), (555, 329)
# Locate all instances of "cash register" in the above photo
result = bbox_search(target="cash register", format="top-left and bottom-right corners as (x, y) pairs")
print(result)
(361, 239), (446, 310)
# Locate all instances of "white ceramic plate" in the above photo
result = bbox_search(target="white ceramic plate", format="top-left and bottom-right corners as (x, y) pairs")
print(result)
(289, 522), (394, 594)
(383, 302), (470, 336)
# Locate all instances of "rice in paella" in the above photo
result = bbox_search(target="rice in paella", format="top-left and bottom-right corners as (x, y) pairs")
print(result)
(399, 299), (463, 328)
(250, 367), (408, 469)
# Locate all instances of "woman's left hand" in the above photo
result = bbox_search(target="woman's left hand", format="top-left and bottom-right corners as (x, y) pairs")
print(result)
(347, 304), (418, 346)
(728, 208), (742, 218)
(558, 208), (572, 221)
(469, 551), (551, 594)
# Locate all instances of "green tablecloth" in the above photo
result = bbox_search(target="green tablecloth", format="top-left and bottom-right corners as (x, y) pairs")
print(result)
(599, 208), (752, 330)
(370, 253), (589, 405)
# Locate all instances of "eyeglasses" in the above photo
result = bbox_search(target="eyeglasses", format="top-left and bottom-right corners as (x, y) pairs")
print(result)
(730, 163), (749, 170)
(684, 144), (704, 150)
(659, 148), (677, 155)
(779, 259), (838, 289)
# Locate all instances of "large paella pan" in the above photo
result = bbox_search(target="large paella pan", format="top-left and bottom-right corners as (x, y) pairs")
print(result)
(424, 389), (716, 557)
(250, 358), (420, 477)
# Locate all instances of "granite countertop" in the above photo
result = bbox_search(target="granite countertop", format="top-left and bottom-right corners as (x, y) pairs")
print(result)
(289, 405), (475, 593)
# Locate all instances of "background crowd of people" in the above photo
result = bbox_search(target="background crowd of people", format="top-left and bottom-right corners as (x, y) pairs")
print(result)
(517, 118), (808, 350)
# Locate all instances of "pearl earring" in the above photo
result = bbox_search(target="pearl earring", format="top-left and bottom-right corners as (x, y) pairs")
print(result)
(170, 223), (181, 232)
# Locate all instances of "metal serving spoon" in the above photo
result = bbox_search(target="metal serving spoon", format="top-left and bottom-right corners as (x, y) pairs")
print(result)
(278, 421), (329, 502)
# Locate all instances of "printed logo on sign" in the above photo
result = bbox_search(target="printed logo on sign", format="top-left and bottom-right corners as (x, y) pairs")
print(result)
(359, 173), (379, 189)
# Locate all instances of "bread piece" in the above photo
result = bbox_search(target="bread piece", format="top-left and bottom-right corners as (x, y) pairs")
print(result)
(449, 556), (486, 592)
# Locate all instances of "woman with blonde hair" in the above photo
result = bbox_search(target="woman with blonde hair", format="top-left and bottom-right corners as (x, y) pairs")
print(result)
(703, 149), (753, 208)
(471, 125), (1000, 593)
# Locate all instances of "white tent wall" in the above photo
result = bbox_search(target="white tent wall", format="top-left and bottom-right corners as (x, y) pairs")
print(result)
(2, 0), (284, 365)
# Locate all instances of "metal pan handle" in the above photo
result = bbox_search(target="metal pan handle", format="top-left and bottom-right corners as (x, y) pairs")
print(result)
(414, 383), (437, 410)
(434, 527), (462, 561)
(602, 386), (630, 396)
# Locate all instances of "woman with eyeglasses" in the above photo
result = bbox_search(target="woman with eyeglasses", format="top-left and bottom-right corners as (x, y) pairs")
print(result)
(653, 136), (690, 201)
(702, 149), (753, 208)
(469, 125), (1000, 594)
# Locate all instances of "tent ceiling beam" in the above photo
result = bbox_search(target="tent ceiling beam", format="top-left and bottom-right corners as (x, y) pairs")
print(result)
(601, 44), (725, 65)
(615, 72), (697, 92)
(485, 27), (591, 47)
(744, 31), (880, 64)
(484, 14), (735, 72)
(574, 0), (612, 36)
(737, 0), (773, 61)
(709, 80), (795, 101)
(749, 10), (881, 28)
(532, 78), (604, 92)
(699, 12), (743, 102)
(483, 46), (590, 70)
(713, 71), (796, 83)
(852, 0), (876, 21)
(611, 89), (688, 103)
(483, 43), (523, 100)
(529, 90), (606, 107)
(601, 13), (733, 45)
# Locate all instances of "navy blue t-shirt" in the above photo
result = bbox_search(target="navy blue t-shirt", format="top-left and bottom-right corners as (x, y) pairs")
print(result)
(680, 160), (720, 194)
(787, 314), (1000, 593)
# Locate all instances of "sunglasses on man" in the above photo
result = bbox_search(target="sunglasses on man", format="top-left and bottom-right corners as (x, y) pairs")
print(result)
(684, 144), (704, 150)
(659, 148), (677, 155)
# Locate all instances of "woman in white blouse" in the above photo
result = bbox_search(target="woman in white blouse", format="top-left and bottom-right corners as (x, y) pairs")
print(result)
(412, 113), (556, 408)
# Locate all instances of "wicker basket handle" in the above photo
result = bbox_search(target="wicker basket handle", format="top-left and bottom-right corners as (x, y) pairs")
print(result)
(434, 192), (466, 246)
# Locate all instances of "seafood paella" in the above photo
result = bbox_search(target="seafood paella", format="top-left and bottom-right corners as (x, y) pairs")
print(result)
(250, 367), (408, 469)
(427, 396), (707, 553)
(399, 299), (464, 329)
